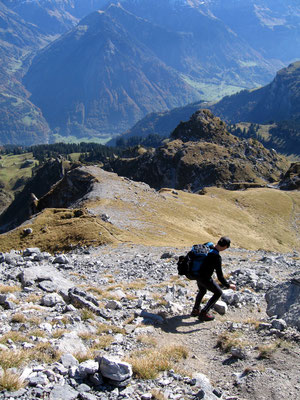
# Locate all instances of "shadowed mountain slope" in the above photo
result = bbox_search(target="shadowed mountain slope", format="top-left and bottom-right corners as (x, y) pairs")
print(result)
(0, 1), (51, 144)
(211, 61), (300, 124)
(23, 5), (201, 137)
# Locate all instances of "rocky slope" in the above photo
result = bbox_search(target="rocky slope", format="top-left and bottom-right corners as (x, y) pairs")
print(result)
(1, 0), (107, 34)
(0, 243), (298, 400)
(106, 110), (289, 191)
(279, 162), (300, 191)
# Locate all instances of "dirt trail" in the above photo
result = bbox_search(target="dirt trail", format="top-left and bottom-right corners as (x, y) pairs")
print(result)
(150, 303), (300, 400)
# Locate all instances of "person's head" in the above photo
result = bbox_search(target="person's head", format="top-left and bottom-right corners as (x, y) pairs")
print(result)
(216, 236), (231, 251)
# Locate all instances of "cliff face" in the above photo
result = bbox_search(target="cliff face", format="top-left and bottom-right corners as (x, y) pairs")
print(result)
(37, 167), (97, 210)
(0, 161), (97, 233)
(279, 162), (300, 190)
(105, 110), (289, 191)
(0, 160), (64, 232)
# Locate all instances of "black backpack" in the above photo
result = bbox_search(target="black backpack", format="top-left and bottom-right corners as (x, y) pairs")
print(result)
(177, 243), (214, 280)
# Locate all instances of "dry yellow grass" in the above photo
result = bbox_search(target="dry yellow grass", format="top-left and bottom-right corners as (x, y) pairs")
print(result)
(0, 284), (21, 294)
(126, 344), (188, 379)
(217, 331), (249, 353)
(96, 323), (125, 335)
(0, 208), (119, 253)
(0, 178), (299, 253)
(0, 370), (25, 392)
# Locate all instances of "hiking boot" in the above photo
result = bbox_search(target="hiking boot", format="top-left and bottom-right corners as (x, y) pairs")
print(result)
(191, 308), (201, 317)
(199, 311), (215, 322)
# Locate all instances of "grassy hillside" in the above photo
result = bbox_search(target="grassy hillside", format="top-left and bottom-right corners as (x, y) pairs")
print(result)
(1, 183), (299, 254)
(0, 152), (37, 190)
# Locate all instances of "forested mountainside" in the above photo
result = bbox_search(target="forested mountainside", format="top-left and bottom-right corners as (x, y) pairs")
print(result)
(0, 1), (50, 145)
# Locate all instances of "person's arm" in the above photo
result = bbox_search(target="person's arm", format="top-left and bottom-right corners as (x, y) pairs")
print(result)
(215, 258), (230, 288)
(216, 259), (236, 290)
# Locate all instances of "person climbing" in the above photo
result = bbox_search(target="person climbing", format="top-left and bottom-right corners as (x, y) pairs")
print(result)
(191, 236), (236, 321)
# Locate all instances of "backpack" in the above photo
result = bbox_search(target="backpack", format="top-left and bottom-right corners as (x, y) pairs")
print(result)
(177, 242), (214, 280)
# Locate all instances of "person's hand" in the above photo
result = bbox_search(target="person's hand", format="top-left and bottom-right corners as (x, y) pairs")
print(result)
(229, 283), (236, 291)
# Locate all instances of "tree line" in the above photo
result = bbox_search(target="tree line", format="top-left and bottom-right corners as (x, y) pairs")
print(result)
(0, 133), (166, 163)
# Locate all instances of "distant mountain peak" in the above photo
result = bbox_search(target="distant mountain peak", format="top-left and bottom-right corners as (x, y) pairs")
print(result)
(170, 109), (231, 144)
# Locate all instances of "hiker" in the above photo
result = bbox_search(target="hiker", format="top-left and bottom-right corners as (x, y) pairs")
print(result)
(191, 236), (236, 321)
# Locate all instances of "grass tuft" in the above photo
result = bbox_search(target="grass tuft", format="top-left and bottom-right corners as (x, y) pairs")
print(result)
(126, 344), (188, 379)
(136, 335), (158, 347)
(73, 350), (94, 363)
(0, 332), (28, 345)
(217, 331), (248, 353)
(80, 308), (96, 321)
(10, 313), (26, 323)
(0, 284), (21, 294)
(0, 350), (28, 369)
(0, 370), (25, 392)
(97, 323), (125, 335)
(27, 342), (61, 364)
(151, 389), (167, 400)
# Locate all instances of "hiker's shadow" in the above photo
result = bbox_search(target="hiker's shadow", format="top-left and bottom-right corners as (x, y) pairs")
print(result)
(160, 314), (207, 334)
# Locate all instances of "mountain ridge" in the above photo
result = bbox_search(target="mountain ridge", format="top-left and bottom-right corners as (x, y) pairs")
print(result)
(116, 61), (300, 156)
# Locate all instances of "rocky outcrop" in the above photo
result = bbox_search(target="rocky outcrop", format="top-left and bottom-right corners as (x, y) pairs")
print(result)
(0, 164), (97, 233)
(37, 167), (96, 210)
(105, 110), (289, 191)
(279, 162), (300, 190)
(170, 109), (230, 144)
(265, 274), (300, 330)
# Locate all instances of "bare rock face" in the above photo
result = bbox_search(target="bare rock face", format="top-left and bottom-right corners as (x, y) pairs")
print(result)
(265, 275), (300, 330)
(0, 159), (64, 233)
(37, 167), (96, 210)
(279, 162), (300, 190)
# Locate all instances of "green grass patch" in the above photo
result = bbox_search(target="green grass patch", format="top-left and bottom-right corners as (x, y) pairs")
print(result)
(0, 152), (37, 193)
(180, 75), (244, 101)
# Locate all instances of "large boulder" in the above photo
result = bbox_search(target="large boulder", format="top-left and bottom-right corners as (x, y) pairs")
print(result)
(265, 275), (300, 330)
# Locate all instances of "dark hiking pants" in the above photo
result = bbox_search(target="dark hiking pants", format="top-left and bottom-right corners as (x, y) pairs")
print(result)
(194, 278), (223, 313)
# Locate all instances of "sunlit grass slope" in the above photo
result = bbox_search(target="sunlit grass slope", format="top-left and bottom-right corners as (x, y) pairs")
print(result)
(0, 181), (299, 253)
(0, 153), (37, 191)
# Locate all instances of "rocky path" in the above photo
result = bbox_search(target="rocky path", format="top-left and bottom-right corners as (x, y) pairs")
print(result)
(0, 244), (299, 400)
